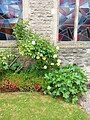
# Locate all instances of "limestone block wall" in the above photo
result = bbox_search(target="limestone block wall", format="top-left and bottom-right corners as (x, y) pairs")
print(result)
(29, 0), (58, 42)
(58, 42), (90, 82)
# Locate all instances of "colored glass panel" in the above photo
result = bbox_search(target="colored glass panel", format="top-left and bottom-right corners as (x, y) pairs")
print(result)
(59, 0), (76, 41)
(78, 0), (90, 41)
(0, 0), (22, 40)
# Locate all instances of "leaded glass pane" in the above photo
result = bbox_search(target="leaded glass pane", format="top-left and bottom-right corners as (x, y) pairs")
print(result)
(78, 0), (90, 41)
(0, 0), (22, 40)
(59, 0), (76, 41)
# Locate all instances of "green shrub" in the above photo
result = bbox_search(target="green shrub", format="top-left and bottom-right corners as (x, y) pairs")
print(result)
(44, 64), (87, 104)
(13, 20), (61, 71)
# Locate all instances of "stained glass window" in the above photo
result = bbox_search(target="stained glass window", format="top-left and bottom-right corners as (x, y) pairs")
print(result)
(78, 0), (90, 41)
(59, 0), (76, 41)
(59, 0), (90, 41)
(0, 0), (22, 40)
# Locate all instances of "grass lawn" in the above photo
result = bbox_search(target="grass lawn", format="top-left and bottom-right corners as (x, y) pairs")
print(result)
(0, 92), (90, 120)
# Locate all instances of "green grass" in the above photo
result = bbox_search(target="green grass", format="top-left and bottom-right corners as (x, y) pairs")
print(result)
(0, 92), (90, 120)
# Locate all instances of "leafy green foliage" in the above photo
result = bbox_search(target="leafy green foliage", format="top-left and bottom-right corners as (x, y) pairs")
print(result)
(0, 50), (13, 71)
(10, 61), (23, 72)
(44, 65), (87, 104)
(13, 20), (61, 71)
(0, 49), (23, 74)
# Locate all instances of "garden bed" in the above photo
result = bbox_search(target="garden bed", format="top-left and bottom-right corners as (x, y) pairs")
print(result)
(0, 71), (44, 93)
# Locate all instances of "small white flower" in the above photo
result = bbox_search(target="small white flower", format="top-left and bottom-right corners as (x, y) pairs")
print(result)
(36, 56), (40, 59)
(32, 40), (36, 45)
(37, 52), (40, 55)
(53, 54), (57, 59)
(47, 86), (51, 90)
(3, 57), (6, 60)
(43, 65), (47, 69)
(51, 63), (54, 66)
(40, 54), (43, 57)
(57, 59), (61, 63)
(56, 62), (60, 66)
(42, 57), (46, 60)
(56, 46), (59, 50)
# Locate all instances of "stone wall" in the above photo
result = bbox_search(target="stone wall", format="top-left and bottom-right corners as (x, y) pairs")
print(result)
(58, 42), (90, 82)
(29, 0), (57, 42)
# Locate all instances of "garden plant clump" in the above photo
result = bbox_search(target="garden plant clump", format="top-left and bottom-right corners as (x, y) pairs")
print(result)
(44, 64), (87, 103)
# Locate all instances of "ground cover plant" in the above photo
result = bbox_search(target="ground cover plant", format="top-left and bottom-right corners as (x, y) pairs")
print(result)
(0, 92), (90, 120)
(0, 70), (44, 92)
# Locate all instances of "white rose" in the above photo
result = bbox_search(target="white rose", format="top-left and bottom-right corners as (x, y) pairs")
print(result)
(57, 59), (61, 63)
(32, 40), (36, 45)
(36, 56), (40, 59)
(3, 57), (6, 60)
(42, 57), (46, 60)
(51, 63), (54, 66)
(56, 46), (59, 50)
(40, 54), (43, 57)
(43, 65), (47, 69)
(53, 54), (57, 59)
(56, 62), (60, 66)
(47, 86), (51, 90)
(37, 52), (40, 55)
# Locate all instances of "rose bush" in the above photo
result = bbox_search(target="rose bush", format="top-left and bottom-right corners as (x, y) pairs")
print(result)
(13, 20), (61, 72)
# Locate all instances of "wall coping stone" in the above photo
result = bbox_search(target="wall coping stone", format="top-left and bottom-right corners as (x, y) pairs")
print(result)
(0, 40), (17, 48)
(57, 41), (90, 48)
(0, 41), (90, 48)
